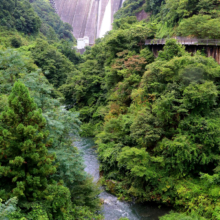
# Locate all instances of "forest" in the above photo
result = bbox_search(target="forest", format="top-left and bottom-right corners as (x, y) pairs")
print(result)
(1, 0), (220, 219)
(61, 0), (220, 219)
(0, 0), (102, 219)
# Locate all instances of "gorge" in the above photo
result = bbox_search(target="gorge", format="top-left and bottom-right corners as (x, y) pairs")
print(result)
(74, 137), (171, 220)
(2, 0), (220, 219)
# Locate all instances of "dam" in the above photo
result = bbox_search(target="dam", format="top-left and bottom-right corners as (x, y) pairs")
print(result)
(52, 0), (123, 46)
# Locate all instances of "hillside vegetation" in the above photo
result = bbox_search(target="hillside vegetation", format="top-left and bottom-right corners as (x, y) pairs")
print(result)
(60, 0), (220, 219)
(0, 0), (102, 219)
(2, 0), (220, 219)
(115, 0), (220, 39)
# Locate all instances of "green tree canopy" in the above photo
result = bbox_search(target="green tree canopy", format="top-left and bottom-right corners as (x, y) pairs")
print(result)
(30, 0), (75, 41)
(0, 0), (41, 34)
(0, 81), (56, 201)
(30, 40), (75, 88)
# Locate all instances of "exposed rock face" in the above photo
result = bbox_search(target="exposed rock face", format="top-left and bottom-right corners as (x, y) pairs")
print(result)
(136, 10), (150, 21)
(53, 0), (123, 45)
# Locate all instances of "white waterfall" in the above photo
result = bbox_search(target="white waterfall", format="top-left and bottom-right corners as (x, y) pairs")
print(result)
(99, 0), (112, 38)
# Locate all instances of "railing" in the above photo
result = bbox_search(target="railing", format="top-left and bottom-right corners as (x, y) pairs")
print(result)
(145, 37), (220, 46)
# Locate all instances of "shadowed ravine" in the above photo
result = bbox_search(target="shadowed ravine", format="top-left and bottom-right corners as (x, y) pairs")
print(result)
(74, 137), (171, 220)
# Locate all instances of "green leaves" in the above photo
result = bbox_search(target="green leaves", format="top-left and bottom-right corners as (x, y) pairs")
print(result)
(160, 211), (208, 220)
(0, 197), (18, 219)
(77, 36), (220, 218)
(30, 39), (75, 88)
(157, 39), (186, 61)
(9, 157), (24, 167)
(0, 81), (56, 201)
(178, 15), (220, 39)
(114, 0), (145, 19)
(0, 0), (41, 34)
(183, 81), (218, 114)
(130, 109), (163, 146)
(145, 0), (164, 14)
(118, 147), (158, 180)
(30, 0), (75, 41)
(152, 91), (183, 124)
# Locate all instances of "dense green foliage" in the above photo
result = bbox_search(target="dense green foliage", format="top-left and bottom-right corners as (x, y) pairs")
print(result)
(0, 0), (75, 42)
(115, 0), (220, 39)
(0, 81), (56, 201)
(0, 48), (102, 219)
(0, 197), (18, 219)
(60, 0), (220, 218)
(30, 0), (75, 41)
(114, 0), (145, 19)
(159, 0), (220, 38)
(144, 0), (164, 14)
(30, 39), (75, 88)
(0, 0), (102, 219)
(0, 0), (41, 34)
(3, 0), (220, 218)
(160, 211), (207, 220)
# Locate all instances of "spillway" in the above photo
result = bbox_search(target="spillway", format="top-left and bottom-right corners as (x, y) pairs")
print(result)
(53, 0), (123, 45)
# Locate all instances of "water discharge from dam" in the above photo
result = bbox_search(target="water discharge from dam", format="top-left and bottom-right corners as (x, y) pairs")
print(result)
(74, 137), (171, 220)
(99, 0), (112, 38)
(53, 0), (122, 45)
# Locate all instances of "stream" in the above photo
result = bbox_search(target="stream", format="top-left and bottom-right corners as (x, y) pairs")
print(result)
(74, 137), (171, 220)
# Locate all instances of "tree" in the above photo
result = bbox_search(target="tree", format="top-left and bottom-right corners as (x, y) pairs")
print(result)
(113, 16), (138, 30)
(144, 0), (164, 14)
(46, 26), (58, 41)
(178, 15), (220, 39)
(10, 37), (22, 48)
(31, 40), (75, 88)
(157, 39), (186, 61)
(0, 197), (18, 219)
(0, 0), (41, 34)
(0, 49), (38, 96)
(0, 0), (16, 29)
(58, 40), (83, 65)
(114, 0), (145, 19)
(14, 0), (41, 34)
(160, 211), (207, 220)
(162, 0), (220, 26)
(0, 81), (56, 201)
(30, 0), (75, 41)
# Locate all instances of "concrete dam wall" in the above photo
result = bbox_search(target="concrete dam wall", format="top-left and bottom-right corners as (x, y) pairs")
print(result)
(53, 0), (123, 45)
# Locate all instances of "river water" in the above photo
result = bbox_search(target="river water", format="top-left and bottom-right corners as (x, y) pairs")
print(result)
(74, 137), (171, 220)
